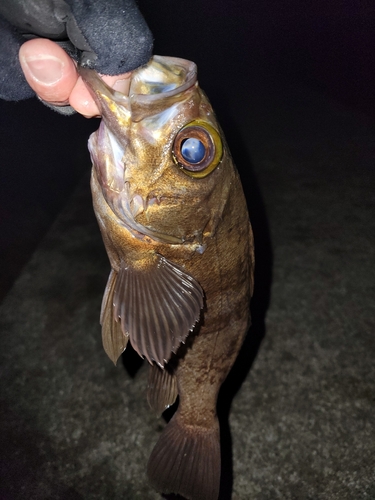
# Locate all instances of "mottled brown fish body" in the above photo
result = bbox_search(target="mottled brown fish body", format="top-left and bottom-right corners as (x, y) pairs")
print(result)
(147, 167), (253, 500)
(80, 56), (254, 500)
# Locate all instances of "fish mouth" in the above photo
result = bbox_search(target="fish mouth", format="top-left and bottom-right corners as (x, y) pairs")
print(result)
(79, 56), (197, 105)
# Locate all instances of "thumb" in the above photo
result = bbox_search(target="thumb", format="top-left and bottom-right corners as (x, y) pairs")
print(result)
(19, 38), (77, 105)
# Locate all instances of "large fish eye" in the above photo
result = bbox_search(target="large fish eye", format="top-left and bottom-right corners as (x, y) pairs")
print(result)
(172, 119), (223, 178)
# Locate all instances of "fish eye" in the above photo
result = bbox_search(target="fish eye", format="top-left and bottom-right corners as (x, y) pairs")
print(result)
(172, 120), (223, 178)
(181, 138), (206, 163)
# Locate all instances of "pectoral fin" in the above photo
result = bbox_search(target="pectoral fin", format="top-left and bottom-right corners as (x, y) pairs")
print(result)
(101, 269), (129, 365)
(113, 254), (203, 367)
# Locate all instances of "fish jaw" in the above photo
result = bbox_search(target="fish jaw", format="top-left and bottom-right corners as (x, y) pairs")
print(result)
(88, 125), (183, 245)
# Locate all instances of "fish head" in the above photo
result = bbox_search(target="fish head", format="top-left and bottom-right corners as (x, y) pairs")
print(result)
(80, 56), (234, 246)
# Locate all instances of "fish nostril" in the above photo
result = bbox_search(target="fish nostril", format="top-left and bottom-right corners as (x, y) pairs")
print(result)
(130, 194), (145, 218)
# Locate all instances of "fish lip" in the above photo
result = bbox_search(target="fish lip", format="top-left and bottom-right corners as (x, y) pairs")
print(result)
(78, 56), (197, 112)
(121, 210), (185, 245)
(129, 55), (197, 103)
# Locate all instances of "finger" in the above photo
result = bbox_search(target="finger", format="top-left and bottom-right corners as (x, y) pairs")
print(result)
(69, 73), (131, 118)
(68, 76), (99, 117)
(19, 38), (78, 105)
(19, 38), (132, 117)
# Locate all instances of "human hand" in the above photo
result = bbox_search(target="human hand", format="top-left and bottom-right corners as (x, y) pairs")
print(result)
(19, 38), (131, 117)
(0, 0), (153, 116)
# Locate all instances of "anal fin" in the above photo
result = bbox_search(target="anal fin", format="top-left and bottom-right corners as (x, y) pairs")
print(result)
(147, 364), (178, 417)
(147, 414), (221, 500)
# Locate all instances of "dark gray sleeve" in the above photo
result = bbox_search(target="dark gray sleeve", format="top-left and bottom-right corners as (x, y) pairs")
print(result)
(0, 0), (153, 101)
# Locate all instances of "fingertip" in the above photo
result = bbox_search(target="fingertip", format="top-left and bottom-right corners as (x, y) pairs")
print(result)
(68, 76), (101, 117)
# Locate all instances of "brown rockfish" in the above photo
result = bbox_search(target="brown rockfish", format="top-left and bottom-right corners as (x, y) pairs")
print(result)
(79, 56), (254, 500)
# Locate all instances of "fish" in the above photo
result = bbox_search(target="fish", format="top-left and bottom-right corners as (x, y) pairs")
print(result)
(78, 55), (254, 500)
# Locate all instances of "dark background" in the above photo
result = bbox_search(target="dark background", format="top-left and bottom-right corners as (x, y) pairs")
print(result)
(1, 3), (374, 499)
(0, 0), (374, 300)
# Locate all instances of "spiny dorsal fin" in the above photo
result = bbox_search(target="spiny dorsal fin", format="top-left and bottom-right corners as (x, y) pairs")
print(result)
(113, 254), (203, 367)
(147, 364), (178, 416)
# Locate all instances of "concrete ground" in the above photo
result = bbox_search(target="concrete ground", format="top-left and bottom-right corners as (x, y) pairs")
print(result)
(1, 71), (374, 500)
